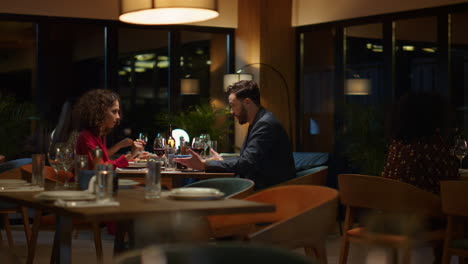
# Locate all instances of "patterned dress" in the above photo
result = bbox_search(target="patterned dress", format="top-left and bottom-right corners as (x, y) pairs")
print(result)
(382, 136), (459, 195)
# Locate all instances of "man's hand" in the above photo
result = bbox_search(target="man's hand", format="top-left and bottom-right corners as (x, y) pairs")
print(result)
(205, 149), (224, 161)
(173, 149), (206, 171)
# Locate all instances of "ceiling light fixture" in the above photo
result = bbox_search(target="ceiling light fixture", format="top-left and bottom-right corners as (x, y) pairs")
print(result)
(119, 0), (219, 25)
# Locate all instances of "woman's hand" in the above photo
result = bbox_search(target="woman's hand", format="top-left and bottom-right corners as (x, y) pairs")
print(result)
(129, 139), (146, 159)
(118, 138), (134, 149)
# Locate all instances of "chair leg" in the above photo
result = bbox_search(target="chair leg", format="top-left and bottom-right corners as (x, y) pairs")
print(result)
(401, 247), (411, 264)
(27, 209), (42, 264)
(20, 206), (32, 248)
(305, 244), (328, 264)
(0, 225), (3, 246)
(3, 213), (14, 248)
(92, 222), (103, 263)
(338, 236), (350, 264)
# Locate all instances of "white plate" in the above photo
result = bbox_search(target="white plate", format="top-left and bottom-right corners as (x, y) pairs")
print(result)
(34, 191), (96, 201)
(168, 187), (225, 200)
(128, 162), (147, 168)
(118, 179), (139, 186)
(0, 179), (27, 184)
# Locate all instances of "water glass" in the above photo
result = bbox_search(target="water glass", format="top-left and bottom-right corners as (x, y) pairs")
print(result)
(31, 154), (45, 187)
(74, 155), (89, 189)
(165, 146), (176, 171)
(96, 164), (114, 201)
(145, 160), (161, 199)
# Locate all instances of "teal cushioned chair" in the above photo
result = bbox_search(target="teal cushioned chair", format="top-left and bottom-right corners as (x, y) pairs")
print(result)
(183, 178), (255, 199)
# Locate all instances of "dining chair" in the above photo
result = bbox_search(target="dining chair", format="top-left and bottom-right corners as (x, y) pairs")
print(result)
(207, 185), (338, 264)
(0, 159), (33, 249)
(440, 180), (468, 264)
(114, 242), (316, 264)
(183, 178), (255, 199)
(338, 174), (446, 264)
(20, 166), (103, 264)
(279, 166), (328, 186)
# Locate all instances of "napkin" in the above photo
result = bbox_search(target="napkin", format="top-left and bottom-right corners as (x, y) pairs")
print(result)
(116, 168), (148, 174)
(0, 186), (44, 192)
(54, 199), (120, 208)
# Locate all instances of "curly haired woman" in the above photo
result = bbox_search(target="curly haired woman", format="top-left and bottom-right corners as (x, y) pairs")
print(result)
(74, 89), (146, 169)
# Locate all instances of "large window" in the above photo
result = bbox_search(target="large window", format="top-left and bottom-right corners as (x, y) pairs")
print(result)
(0, 15), (233, 158)
(297, 3), (468, 176)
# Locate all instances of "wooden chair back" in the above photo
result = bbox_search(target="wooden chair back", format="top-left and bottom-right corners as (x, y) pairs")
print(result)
(209, 185), (338, 234)
(338, 174), (442, 218)
(440, 180), (468, 217)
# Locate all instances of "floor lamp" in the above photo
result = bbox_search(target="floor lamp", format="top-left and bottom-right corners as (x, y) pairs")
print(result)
(223, 63), (293, 138)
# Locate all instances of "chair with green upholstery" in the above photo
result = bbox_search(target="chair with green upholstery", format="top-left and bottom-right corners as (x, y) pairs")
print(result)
(183, 178), (255, 199)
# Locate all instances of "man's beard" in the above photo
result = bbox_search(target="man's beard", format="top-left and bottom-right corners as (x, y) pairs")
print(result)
(237, 105), (248, 125)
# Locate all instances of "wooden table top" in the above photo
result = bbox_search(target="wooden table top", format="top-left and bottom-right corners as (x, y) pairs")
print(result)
(0, 188), (274, 222)
(116, 168), (235, 178)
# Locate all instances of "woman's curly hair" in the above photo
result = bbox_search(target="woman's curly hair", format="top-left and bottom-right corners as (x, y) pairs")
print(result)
(73, 89), (120, 135)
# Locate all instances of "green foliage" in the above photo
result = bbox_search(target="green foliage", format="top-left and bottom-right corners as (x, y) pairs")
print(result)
(0, 94), (36, 158)
(341, 102), (387, 176)
(156, 101), (233, 150)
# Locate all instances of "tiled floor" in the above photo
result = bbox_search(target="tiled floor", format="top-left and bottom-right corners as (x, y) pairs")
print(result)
(1, 226), (458, 264)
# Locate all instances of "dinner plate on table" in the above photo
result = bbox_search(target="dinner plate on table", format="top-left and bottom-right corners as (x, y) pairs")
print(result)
(34, 191), (96, 201)
(168, 187), (225, 200)
(128, 161), (147, 168)
(0, 179), (30, 186)
(118, 179), (139, 187)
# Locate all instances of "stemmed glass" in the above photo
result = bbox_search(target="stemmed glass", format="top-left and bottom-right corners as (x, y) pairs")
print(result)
(452, 137), (468, 169)
(191, 137), (206, 156)
(139, 132), (149, 152)
(153, 137), (166, 160)
(48, 142), (64, 189)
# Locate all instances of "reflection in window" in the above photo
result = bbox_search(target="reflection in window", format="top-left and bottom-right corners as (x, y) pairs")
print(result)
(0, 21), (35, 100)
(395, 17), (438, 95)
(451, 11), (468, 129)
(299, 29), (335, 152)
(345, 23), (384, 105)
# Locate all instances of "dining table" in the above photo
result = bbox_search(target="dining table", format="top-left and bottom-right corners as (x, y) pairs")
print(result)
(116, 167), (236, 188)
(0, 169), (274, 264)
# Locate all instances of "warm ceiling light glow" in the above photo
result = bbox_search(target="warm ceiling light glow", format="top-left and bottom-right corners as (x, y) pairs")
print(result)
(345, 78), (371, 95)
(119, 0), (219, 25)
(403, 45), (415, 51)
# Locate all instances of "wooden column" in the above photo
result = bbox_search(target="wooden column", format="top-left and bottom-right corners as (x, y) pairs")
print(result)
(235, 0), (296, 149)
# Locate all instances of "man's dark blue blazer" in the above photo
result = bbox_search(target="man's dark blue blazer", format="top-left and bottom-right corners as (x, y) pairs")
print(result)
(206, 107), (295, 190)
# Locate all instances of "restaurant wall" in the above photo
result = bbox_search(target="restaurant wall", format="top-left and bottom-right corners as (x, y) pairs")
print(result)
(0, 0), (238, 28)
(292, 0), (468, 26)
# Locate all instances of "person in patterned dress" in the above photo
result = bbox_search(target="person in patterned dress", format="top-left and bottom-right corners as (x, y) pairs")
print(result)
(382, 92), (459, 195)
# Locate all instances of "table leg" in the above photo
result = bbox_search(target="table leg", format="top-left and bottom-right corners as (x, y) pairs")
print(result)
(54, 215), (72, 264)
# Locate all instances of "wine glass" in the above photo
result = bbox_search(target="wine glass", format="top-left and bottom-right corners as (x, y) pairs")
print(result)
(153, 137), (166, 159)
(452, 137), (468, 169)
(59, 144), (74, 189)
(191, 137), (205, 156)
(138, 132), (149, 152)
(48, 142), (64, 189)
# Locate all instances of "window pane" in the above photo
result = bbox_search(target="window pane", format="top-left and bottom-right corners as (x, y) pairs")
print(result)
(118, 28), (169, 138)
(395, 16), (438, 95)
(299, 29), (335, 152)
(452, 11), (468, 130)
(180, 31), (228, 109)
(0, 21), (35, 100)
(345, 23), (384, 105)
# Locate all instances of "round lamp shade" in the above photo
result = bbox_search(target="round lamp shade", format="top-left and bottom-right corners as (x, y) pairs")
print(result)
(223, 73), (254, 92)
(345, 78), (371, 95)
(119, 0), (219, 25)
(181, 78), (200, 95)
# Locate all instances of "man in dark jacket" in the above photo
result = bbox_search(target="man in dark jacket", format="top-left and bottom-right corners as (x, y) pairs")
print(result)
(174, 80), (295, 190)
